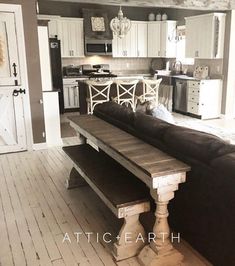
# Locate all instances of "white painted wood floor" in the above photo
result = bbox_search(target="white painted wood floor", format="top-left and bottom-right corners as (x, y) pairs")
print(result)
(0, 146), (211, 266)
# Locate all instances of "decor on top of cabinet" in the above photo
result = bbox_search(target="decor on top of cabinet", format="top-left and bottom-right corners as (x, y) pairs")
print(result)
(162, 13), (168, 21)
(83, 9), (112, 40)
(156, 13), (161, 21)
(148, 13), (155, 21)
(193, 65), (209, 79)
(110, 6), (131, 39)
(91, 17), (105, 31)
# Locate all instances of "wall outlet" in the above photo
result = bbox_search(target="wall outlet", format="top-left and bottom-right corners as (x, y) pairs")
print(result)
(216, 65), (220, 73)
(126, 63), (130, 68)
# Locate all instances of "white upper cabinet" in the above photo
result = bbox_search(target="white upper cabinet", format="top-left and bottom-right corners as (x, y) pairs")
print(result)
(112, 21), (147, 58)
(37, 15), (60, 38)
(185, 13), (226, 59)
(57, 18), (84, 58)
(147, 22), (161, 57)
(160, 21), (177, 58)
(136, 22), (148, 57)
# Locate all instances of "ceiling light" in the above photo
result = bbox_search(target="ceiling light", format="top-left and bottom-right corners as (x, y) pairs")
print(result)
(110, 6), (131, 39)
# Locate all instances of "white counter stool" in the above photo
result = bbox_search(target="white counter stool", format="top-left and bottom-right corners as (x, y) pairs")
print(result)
(140, 78), (162, 104)
(86, 79), (113, 114)
(114, 79), (139, 112)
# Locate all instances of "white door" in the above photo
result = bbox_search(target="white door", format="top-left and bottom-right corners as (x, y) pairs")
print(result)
(0, 12), (20, 86)
(0, 12), (26, 153)
(0, 87), (26, 153)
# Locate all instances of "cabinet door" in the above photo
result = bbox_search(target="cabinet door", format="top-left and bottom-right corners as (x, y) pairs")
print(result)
(112, 23), (137, 57)
(112, 33), (119, 57)
(126, 22), (137, 57)
(48, 19), (58, 38)
(161, 21), (176, 58)
(148, 22), (161, 57)
(137, 22), (147, 57)
(63, 84), (79, 109)
(69, 20), (84, 57)
(57, 20), (70, 57)
(185, 18), (198, 58)
(112, 33), (126, 57)
(197, 16), (213, 58)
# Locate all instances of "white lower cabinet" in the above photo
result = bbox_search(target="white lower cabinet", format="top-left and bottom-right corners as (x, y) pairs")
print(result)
(187, 79), (222, 119)
(63, 79), (80, 110)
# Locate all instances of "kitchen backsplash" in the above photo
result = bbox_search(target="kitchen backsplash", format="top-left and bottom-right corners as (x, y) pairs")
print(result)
(62, 57), (152, 72)
(62, 56), (223, 78)
(164, 58), (224, 78)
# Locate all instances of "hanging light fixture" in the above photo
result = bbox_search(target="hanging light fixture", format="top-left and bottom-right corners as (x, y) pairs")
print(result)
(110, 6), (131, 39)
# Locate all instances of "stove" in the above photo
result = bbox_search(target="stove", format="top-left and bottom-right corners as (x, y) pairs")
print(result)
(87, 72), (117, 78)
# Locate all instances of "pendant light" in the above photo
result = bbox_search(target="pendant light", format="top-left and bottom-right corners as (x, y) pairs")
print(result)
(110, 6), (131, 39)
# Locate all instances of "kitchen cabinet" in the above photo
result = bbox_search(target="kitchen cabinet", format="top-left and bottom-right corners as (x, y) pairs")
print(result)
(160, 21), (177, 58)
(147, 21), (161, 57)
(187, 79), (222, 119)
(112, 21), (147, 58)
(185, 13), (226, 59)
(112, 22), (137, 57)
(37, 15), (60, 38)
(57, 18), (84, 58)
(137, 22), (148, 57)
(63, 78), (80, 110)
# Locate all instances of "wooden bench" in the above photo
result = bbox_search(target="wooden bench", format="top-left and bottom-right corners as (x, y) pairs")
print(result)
(63, 144), (150, 261)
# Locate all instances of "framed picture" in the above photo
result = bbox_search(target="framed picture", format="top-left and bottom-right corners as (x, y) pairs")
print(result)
(91, 17), (105, 32)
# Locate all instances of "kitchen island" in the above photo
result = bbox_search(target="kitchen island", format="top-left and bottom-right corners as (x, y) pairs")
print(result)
(77, 73), (154, 114)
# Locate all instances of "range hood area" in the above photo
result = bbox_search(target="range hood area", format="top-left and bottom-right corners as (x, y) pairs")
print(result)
(83, 8), (113, 55)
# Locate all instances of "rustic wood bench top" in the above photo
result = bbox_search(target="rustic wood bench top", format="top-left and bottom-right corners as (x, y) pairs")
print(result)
(63, 144), (150, 219)
(68, 115), (190, 189)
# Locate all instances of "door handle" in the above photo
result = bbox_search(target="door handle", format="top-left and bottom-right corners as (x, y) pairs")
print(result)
(12, 63), (17, 77)
(13, 88), (26, 96)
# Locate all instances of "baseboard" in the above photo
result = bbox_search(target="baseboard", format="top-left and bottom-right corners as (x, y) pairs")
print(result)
(220, 113), (234, 119)
(33, 142), (48, 150)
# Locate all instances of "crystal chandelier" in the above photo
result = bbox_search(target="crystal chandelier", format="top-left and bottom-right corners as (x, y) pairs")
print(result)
(110, 6), (131, 39)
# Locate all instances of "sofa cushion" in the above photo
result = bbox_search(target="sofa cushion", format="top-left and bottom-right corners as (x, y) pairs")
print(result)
(134, 111), (173, 141)
(164, 126), (235, 163)
(210, 153), (235, 179)
(94, 101), (135, 127)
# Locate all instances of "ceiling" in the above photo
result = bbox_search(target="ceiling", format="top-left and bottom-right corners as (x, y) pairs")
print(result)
(45, 0), (235, 10)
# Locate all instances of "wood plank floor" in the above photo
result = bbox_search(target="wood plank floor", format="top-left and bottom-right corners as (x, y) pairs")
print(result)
(0, 145), (211, 266)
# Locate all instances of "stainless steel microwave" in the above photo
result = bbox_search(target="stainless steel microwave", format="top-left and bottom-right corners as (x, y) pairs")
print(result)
(85, 39), (112, 55)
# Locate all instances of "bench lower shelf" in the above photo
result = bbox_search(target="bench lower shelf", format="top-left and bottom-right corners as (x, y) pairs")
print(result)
(63, 144), (151, 261)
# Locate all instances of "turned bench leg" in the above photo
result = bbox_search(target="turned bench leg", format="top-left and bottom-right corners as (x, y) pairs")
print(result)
(138, 185), (184, 266)
(113, 214), (146, 261)
(65, 167), (87, 189)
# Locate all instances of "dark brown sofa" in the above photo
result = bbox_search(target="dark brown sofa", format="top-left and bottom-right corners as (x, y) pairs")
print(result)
(93, 101), (235, 266)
